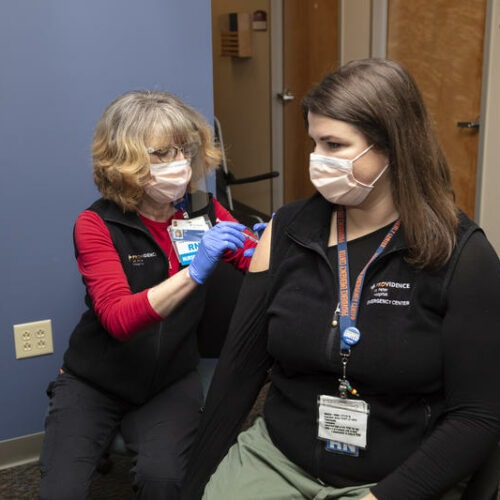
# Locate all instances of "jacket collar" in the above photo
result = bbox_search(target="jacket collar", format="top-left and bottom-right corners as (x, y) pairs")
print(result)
(90, 198), (146, 230)
(284, 192), (407, 254)
(90, 193), (216, 230)
(285, 193), (334, 251)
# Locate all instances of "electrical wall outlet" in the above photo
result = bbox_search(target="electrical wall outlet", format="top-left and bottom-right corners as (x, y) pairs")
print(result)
(13, 320), (54, 359)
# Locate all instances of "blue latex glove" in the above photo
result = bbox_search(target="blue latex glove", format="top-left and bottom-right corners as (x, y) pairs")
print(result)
(188, 221), (246, 284)
(243, 223), (267, 257)
(243, 218), (273, 258)
(252, 222), (268, 236)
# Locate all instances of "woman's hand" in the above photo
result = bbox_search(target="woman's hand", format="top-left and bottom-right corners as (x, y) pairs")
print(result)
(188, 221), (246, 284)
(148, 222), (246, 318)
(243, 222), (268, 257)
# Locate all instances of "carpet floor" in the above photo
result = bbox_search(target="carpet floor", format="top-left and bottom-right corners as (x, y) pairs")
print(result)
(0, 454), (135, 499)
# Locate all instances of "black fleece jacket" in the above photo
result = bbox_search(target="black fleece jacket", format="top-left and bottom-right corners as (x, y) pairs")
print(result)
(182, 194), (500, 500)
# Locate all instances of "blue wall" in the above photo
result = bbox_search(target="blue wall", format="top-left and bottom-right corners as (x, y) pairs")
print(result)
(0, 0), (214, 441)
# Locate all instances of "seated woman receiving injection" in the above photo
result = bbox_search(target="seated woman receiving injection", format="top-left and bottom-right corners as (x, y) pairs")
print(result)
(182, 59), (500, 500)
(38, 90), (258, 500)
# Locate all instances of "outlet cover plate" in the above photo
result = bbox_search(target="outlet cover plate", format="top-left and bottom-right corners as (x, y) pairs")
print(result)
(13, 320), (54, 359)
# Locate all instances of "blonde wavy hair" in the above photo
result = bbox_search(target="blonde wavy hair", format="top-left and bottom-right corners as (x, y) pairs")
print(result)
(92, 90), (222, 211)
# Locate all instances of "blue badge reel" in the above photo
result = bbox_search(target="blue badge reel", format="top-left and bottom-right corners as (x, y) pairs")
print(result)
(341, 326), (361, 347)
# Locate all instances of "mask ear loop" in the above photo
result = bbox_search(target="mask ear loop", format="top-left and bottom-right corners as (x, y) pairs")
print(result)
(354, 163), (389, 188)
(351, 144), (374, 162)
(352, 143), (389, 188)
(368, 162), (389, 186)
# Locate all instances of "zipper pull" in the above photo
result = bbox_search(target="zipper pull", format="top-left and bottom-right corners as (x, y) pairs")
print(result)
(331, 302), (340, 327)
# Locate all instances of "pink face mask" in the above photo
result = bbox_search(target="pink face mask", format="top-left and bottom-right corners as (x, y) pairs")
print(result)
(309, 145), (387, 206)
(144, 159), (192, 204)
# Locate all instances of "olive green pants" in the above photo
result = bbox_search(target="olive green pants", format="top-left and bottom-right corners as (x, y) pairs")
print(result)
(203, 417), (376, 500)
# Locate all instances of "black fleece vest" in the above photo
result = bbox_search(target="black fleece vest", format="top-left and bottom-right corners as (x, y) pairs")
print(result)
(63, 197), (216, 405)
(263, 194), (480, 486)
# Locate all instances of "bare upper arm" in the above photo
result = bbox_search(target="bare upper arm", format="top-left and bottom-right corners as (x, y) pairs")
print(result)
(248, 219), (273, 272)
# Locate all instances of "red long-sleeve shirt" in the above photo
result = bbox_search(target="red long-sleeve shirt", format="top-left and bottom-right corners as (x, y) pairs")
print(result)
(74, 199), (255, 341)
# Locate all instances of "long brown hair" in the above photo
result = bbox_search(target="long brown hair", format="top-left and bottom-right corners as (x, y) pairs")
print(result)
(302, 58), (458, 270)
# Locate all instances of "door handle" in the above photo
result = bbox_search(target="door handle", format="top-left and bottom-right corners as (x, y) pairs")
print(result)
(277, 89), (295, 102)
(456, 120), (480, 129)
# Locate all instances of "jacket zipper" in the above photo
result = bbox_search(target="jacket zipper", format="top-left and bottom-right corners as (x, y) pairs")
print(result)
(422, 399), (432, 434)
(123, 224), (169, 390)
(326, 303), (340, 363)
(314, 437), (325, 482)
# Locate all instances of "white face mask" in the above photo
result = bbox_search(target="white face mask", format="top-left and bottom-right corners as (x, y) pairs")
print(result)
(144, 159), (192, 204)
(309, 145), (388, 206)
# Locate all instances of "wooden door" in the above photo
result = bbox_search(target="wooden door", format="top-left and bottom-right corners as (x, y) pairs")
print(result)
(282, 0), (339, 203)
(387, 0), (486, 218)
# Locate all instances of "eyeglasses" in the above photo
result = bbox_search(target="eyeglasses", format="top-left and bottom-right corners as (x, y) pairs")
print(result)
(146, 143), (199, 162)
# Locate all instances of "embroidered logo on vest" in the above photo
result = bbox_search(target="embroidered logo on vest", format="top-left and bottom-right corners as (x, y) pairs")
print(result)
(128, 252), (157, 267)
(366, 281), (411, 307)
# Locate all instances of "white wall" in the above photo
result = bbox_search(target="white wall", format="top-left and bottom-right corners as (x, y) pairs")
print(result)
(212, 0), (272, 215)
(339, 0), (372, 62)
(477, 0), (500, 253)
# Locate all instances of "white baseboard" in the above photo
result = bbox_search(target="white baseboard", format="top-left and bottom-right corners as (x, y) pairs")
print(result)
(0, 432), (44, 470)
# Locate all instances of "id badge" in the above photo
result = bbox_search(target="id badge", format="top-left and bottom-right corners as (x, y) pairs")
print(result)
(317, 395), (369, 449)
(168, 215), (211, 266)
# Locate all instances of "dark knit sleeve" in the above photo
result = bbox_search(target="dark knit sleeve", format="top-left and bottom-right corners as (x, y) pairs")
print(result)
(372, 231), (500, 499)
(181, 271), (273, 500)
